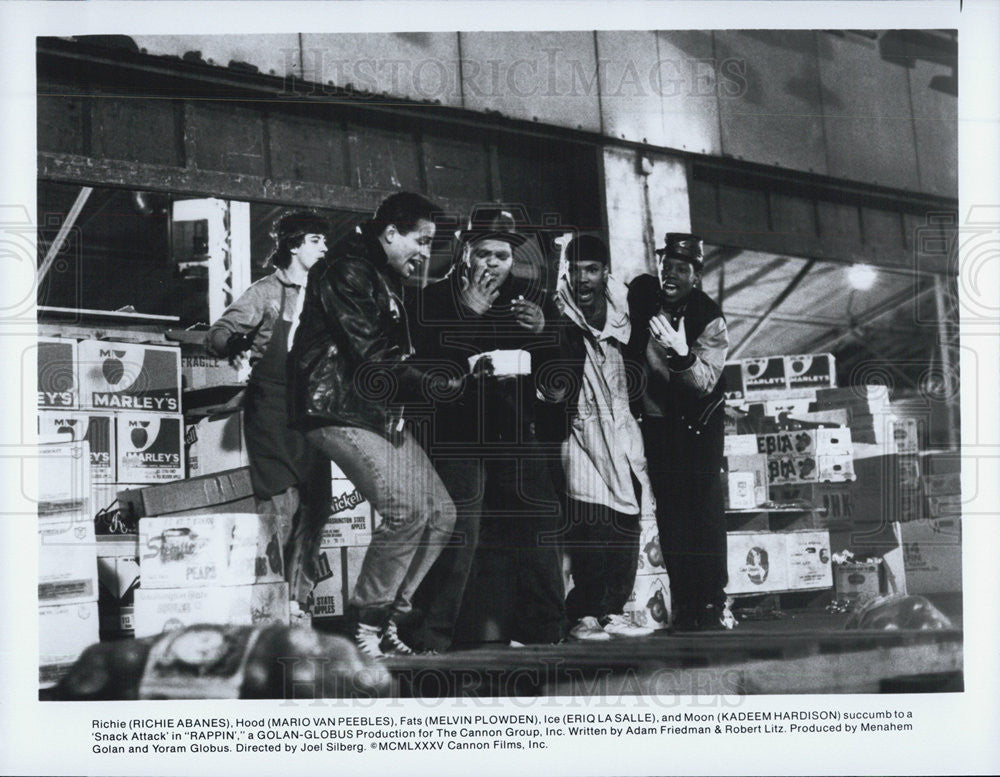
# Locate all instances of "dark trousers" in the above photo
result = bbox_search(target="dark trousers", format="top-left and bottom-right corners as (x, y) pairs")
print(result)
(413, 448), (566, 649)
(642, 412), (728, 616)
(564, 498), (641, 622)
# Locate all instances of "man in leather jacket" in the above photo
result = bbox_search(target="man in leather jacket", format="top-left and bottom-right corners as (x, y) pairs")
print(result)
(626, 233), (733, 632)
(288, 192), (457, 658)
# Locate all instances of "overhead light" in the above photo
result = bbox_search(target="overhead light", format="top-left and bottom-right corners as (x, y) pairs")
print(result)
(847, 264), (877, 291)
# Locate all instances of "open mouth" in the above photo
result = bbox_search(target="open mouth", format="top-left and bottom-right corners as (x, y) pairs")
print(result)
(576, 289), (594, 303)
(662, 282), (679, 294)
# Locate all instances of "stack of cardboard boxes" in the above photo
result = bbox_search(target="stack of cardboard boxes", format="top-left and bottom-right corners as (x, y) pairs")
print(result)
(38, 441), (99, 689)
(134, 512), (289, 637)
(37, 337), (185, 528)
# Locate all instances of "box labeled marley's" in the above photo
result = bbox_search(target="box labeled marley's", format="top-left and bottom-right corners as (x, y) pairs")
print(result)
(38, 411), (116, 482)
(116, 413), (184, 483)
(78, 340), (181, 413)
(784, 354), (836, 390)
(37, 337), (79, 409)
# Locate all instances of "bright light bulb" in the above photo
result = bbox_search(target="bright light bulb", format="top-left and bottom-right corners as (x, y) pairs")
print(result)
(848, 264), (877, 291)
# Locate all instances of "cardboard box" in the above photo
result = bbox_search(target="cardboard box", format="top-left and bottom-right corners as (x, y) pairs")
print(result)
(116, 413), (184, 484)
(97, 535), (140, 638)
(623, 573), (671, 631)
(925, 493), (962, 519)
(138, 513), (284, 589)
(901, 518), (962, 594)
(635, 519), (665, 576)
(725, 531), (789, 594)
(118, 467), (254, 519)
(784, 530), (832, 590)
(726, 472), (758, 510)
(37, 337), (79, 410)
(38, 512), (98, 605)
(724, 434), (759, 457)
(742, 357), (787, 395)
(133, 581), (289, 638)
(309, 545), (368, 619)
(321, 479), (373, 548)
(892, 417), (920, 455)
(784, 354), (835, 390)
(817, 455), (856, 482)
(766, 455), (818, 485)
(726, 454), (768, 507)
(185, 411), (248, 478)
(38, 441), (91, 515)
(180, 346), (245, 391)
(39, 601), (99, 689)
(755, 428), (853, 458)
(38, 411), (116, 483)
(78, 340), (181, 413)
(833, 561), (882, 604)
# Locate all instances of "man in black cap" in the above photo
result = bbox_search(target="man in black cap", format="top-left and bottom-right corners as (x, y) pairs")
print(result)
(404, 205), (567, 650)
(626, 232), (732, 631)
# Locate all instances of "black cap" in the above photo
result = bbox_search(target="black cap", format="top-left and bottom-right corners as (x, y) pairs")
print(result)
(654, 232), (704, 269)
(458, 204), (530, 249)
(566, 234), (610, 266)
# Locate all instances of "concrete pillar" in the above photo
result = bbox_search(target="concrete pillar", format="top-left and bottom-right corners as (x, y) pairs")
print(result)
(602, 147), (690, 283)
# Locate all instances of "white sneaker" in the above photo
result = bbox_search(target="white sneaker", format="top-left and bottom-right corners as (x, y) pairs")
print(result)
(354, 622), (385, 659)
(379, 621), (416, 657)
(602, 613), (655, 638)
(569, 616), (612, 641)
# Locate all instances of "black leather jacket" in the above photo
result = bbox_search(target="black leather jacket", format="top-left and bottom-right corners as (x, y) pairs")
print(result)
(288, 226), (426, 441)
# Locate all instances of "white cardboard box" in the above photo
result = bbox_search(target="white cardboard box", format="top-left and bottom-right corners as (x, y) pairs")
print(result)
(724, 434), (759, 457)
(726, 472), (759, 510)
(184, 412), (248, 478)
(78, 339), (181, 413)
(38, 441), (91, 515)
(39, 512), (98, 606)
(38, 411), (116, 483)
(725, 531), (789, 595)
(784, 530), (833, 590)
(138, 513), (284, 589)
(133, 581), (289, 638)
(321, 480), (374, 548)
(623, 573), (671, 630)
(39, 601), (99, 689)
(116, 413), (185, 484)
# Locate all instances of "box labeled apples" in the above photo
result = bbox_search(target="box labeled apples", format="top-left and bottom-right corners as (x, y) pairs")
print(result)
(116, 413), (184, 483)
(725, 531), (788, 595)
(39, 601), (99, 688)
(133, 581), (289, 638)
(310, 545), (368, 618)
(784, 530), (832, 590)
(38, 411), (116, 482)
(321, 480), (373, 548)
(635, 519), (665, 576)
(78, 340), (181, 413)
(722, 362), (745, 401)
(623, 573), (671, 631)
(138, 513), (284, 589)
(37, 337), (79, 409)
(38, 512), (98, 605)
(756, 429), (853, 458)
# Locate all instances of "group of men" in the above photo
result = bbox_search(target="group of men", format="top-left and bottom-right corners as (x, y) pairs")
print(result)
(208, 192), (733, 660)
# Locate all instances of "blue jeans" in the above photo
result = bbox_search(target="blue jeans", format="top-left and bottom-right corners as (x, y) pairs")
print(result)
(305, 426), (457, 626)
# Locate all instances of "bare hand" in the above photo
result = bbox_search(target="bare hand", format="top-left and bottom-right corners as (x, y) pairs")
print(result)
(457, 244), (500, 315)
(512, 296), (545, 333)
(649, 314), (689, 357)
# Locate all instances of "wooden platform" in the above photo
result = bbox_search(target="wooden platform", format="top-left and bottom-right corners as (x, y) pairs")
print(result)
(382, 622), (963, 697)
